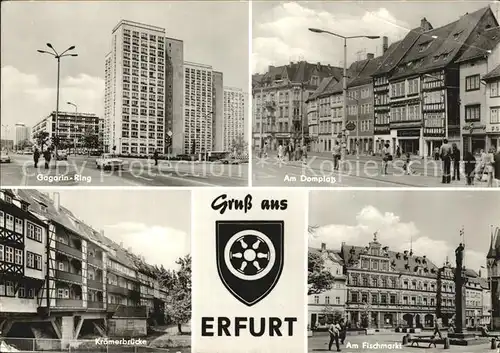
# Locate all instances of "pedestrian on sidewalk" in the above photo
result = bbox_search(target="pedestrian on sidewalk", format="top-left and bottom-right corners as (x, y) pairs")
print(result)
(153, 149), (159, 166)
(43, 148), (52, 169)
(301, 144), (307, 164)
(432, 318), (443, 339)
(484, 147), (495, 187)
(263, 142), (268, 158)
(339, 318), (347, 345)
(403, 152), (412, 175)
(277, 144), (283, 161)
(332, 141), (341, 170)
(381, 143), (392, 175)
(434, 147), (440, 161)
(451, 143), (461, 181)
(494, 146), (500, 187)
(464, 151), (476, 186)
(328, 321), (342, 352)
(439, 139), (452, 184)
(33, 147), (40, 168)
(396, 146), (401, 159)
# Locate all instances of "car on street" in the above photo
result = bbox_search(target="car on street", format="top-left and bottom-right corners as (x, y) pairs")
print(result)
(95, 153), (124, 170)
(56, 150), (68, 160)
(0, 151), (11, 163)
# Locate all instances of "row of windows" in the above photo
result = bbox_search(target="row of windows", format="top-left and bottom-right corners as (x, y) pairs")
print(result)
(0, 210), (23, 234)
(0, 245), (23, 265)
(0, 282), (36, 298)
(27, 251), (42, 270)
(313, 295), (341, 305)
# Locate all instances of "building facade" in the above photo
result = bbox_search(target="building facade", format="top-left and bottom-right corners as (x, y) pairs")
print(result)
(483, 63), (500, 150)
(14, 123), (31, 149)
(31, 112), (101, 151)
(456, 27), (500, 155)
(183, 62), (224, 155)
(222, 87), (246, 152)
(1, 139), (14, 151)
(252, 61), (343, 151)
(0, 189), (170, 345)
(486, 227), (500, 329)
(308, 244), (347, 329)
(104, 20), (184, 156)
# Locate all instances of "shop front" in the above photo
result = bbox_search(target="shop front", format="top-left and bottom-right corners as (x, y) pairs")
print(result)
(462, 124), (487, 155)
(397, 129), (421, 156)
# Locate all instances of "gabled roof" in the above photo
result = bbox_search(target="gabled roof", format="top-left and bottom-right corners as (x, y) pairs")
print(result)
(340, 243), (440, 276)
(390, 6), (492, 80)
(309, 246), (343, 265)
(456, 26), (500, 63)
(256, 61), (343, 87)
(483, 63), (500, 81)
(372, 30), (422, 76)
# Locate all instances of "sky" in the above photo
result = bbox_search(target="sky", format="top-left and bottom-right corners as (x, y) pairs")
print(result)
(252, 1), (500, 73)
(55, 189), (191, 270)
(1, 1), (249, 140)
(309, 190), (500, 276)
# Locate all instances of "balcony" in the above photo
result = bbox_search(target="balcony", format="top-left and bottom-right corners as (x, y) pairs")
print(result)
(55, 242), (82, 258)
(87, 279), (104, 290)
(107, 304), (148, 318)
(55, 270), (82, 283)
(87, 301), (105, 309)
(87, 256), (103, 268)
(54, 299), (83, 308)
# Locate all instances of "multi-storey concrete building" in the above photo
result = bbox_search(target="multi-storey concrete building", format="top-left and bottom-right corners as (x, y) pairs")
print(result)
(252, 61), (343, 151)
(212, 71), (224, 153)
(483, 63), (500, 150)
(183, 62), (224, 155)
(14, 123), (31, 148)
(31, 111), (101, 150)
(221, 87), (246, 152)
(104, 20), (184, 156)
(308, 244), (347, 329)
(456, 26), (500, 155)
(0, 189), (170, 347)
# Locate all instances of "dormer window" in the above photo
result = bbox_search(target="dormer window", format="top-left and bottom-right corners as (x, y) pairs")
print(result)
(453, 30), (464, 40)
(21, 203), (29, 212)
(5, 195), (12, 203)
(418, 40), (432, 52)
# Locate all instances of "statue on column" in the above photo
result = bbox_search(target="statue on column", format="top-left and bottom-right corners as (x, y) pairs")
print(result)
(455, 243), (465, 272)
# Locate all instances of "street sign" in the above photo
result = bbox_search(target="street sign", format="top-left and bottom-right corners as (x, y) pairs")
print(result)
(346, 121), (356, 131)
(167, 130), (173, 137)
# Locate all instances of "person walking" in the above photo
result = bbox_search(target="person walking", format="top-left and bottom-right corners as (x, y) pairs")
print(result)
(43, 148), (52, 169)
(339, 318), (347, 345)
(328, 321), (341, 352)
(432, 318), (443, 339)
(434, 147), (440, 161)
(403, 151), (412, 175)
(33, 147), (40, 168)
(484, 147), (495, 187)
(439, 139), (452, 184)
(332, 141), (341, 171)
(464, 151), (476, 186)
(301, 144), (307, 164)
(153, 149), (159, 166)
(277, 144), (283, 161)
(451, 143), (461, 181)
(381, 142), (392, 175)
(494, 146), (500, 187)
(396, 146), (401, 159)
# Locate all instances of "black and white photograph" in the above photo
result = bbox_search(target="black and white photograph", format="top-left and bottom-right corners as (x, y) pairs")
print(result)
(252, 1), (500, 187)
(308, 190), (500, 352)
(0, 189), (191, 352)
(1, 1), (249, 187)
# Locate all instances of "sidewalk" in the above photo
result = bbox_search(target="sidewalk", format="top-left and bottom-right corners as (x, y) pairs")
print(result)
(265, 155), (488, 188)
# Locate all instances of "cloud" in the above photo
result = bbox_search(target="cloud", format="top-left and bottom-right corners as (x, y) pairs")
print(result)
(253, 3), (411, 73)
(1, 66), (104, 140)
(310, 206), (486, 272)
(104, 222), (189, 270)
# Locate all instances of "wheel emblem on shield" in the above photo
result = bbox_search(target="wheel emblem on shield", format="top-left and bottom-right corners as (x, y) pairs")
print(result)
(216, 221), (284, 306)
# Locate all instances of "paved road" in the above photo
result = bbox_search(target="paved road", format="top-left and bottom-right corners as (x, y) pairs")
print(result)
(308, 332), (490, 352)
(253, 153), (489, 187)
(1, 155), (247, 187)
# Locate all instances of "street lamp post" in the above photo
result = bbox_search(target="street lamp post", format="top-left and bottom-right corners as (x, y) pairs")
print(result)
(308, 28), (379, 170)
(37, 43), (77, 167)
(67, 101), (78, 155)
(348, 96), (361, 156)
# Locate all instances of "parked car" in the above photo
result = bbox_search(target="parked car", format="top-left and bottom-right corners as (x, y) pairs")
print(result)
(56, 150), (68, 160)
(95, 153), (124, 170)
(0, 151), (11, 163)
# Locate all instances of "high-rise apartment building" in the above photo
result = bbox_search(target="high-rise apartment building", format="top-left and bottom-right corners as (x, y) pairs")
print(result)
(222, 87), (246, 152)
(104, 20), (184, 156)
(14, 123), (31, 148)
(183, 62), (223, 154)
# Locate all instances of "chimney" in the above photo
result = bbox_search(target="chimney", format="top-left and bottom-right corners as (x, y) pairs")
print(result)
(100, 229), (104, 238)
(420, 17), (433, 31)
(268, 65), (275, 72)
(382, 36), (388, 53)
(321, 243), (326, 251)
(53, 192), (60, 211)
(367, 53), (375, 60)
